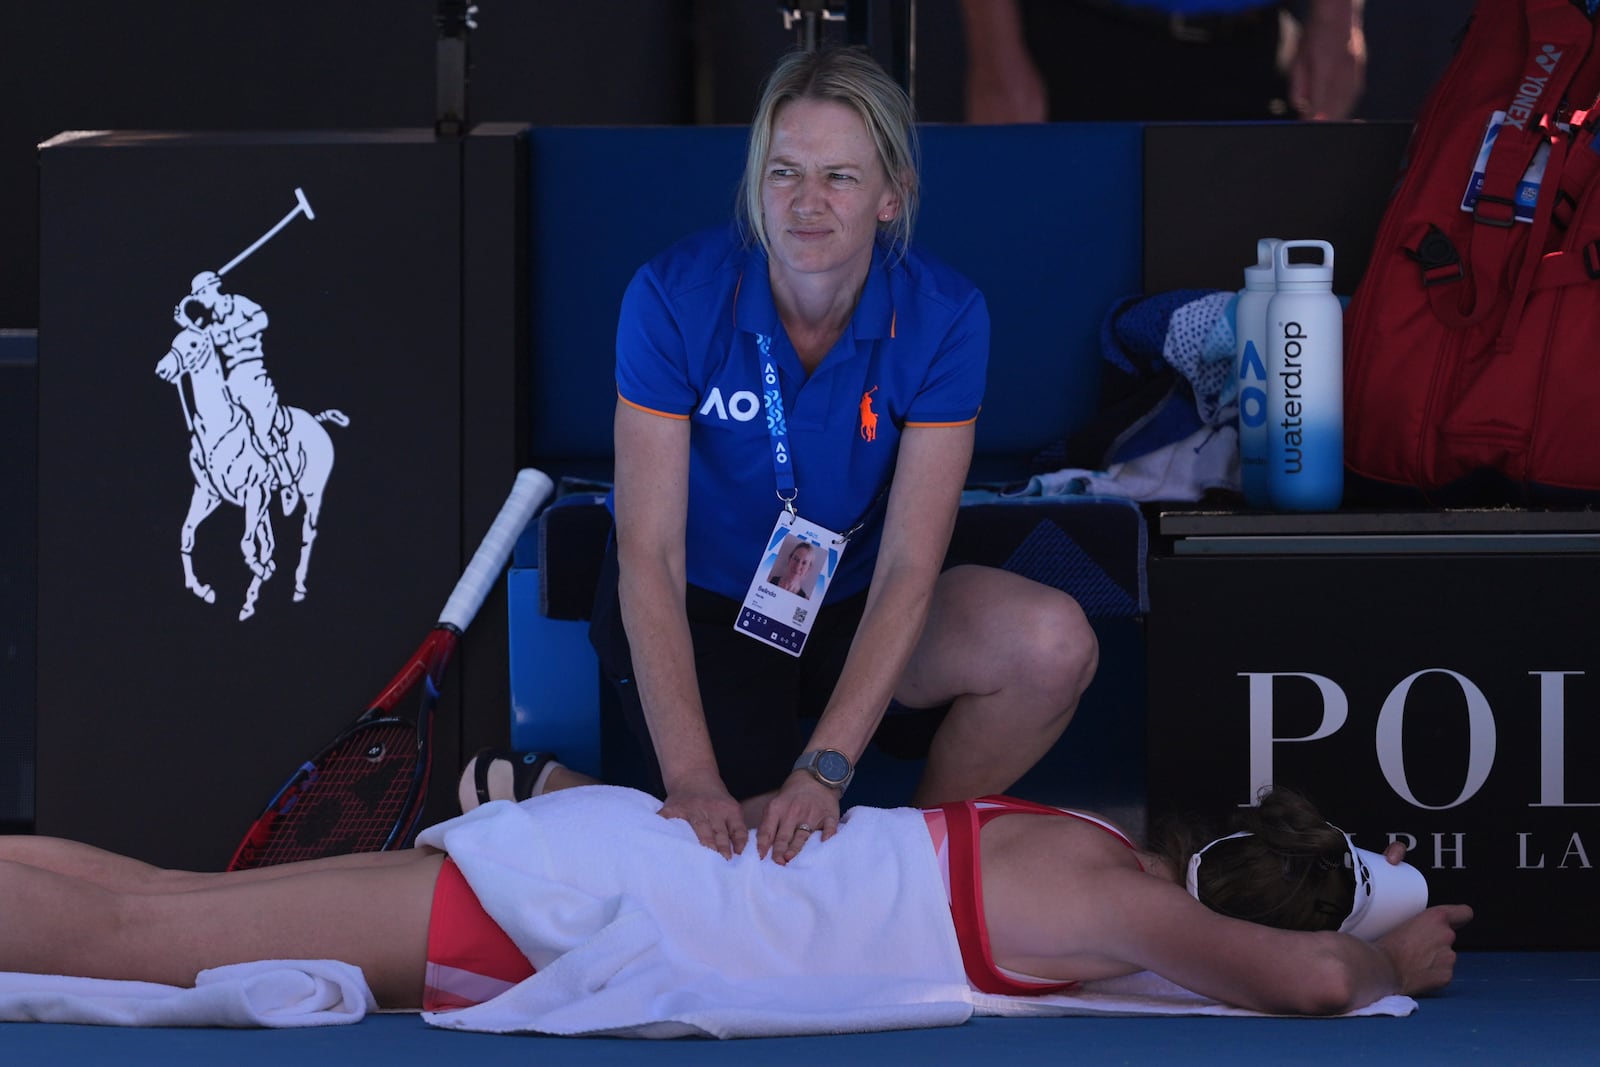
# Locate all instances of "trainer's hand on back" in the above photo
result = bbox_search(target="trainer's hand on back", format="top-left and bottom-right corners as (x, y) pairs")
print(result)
(1378, 904), (1474, 997)
(659, 778), (746, 860)
(758, 773), (841, 866)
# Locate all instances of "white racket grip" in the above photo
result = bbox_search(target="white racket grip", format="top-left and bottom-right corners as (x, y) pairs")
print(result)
(437, 468), (555, 632)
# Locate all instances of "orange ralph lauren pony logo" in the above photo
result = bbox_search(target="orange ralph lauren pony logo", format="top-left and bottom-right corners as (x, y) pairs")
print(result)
(859, 386), (879, 441)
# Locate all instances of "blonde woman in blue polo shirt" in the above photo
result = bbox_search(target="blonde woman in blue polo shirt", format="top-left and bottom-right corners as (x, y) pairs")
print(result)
(468, 47), (1097, 867)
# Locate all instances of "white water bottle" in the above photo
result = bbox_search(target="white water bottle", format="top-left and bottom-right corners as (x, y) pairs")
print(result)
(1235, 238), (1279, 508)
(1265, 239), (1343, 511)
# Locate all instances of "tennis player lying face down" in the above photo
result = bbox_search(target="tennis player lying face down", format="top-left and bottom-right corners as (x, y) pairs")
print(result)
(0, 785), (1468, 1017)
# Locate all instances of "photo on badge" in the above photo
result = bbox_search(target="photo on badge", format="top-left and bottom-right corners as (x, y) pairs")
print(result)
(765, 533), (824, 600)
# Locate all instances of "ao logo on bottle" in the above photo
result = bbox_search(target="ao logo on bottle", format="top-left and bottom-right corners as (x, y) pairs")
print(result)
(1238, 340), (1267, 429)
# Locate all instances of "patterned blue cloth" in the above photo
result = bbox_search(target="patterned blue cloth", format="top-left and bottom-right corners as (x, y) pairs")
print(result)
(1014, 287), (1243, 502)
(1101, 286), (1236, 431)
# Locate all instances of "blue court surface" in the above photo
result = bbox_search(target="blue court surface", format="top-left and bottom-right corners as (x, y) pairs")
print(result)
(6, 952), (1596, 1066)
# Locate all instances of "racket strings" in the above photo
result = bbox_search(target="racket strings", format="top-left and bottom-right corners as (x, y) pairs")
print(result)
(237, 721), (422, 867)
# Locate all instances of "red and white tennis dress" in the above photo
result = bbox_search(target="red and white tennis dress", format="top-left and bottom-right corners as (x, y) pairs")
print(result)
(923, 795), (1142, 995)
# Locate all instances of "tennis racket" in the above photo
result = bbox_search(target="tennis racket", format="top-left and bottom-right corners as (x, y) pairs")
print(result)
(227, 467), (554, 870)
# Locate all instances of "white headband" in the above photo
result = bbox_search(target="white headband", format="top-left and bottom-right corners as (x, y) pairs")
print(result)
(1185, 825), (1428, 941)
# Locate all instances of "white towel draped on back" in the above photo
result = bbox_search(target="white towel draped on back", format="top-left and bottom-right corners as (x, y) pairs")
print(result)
(414, 785), (973, 1038)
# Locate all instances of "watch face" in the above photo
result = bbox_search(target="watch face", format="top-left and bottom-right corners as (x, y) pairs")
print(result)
(816, 749), (851, 784)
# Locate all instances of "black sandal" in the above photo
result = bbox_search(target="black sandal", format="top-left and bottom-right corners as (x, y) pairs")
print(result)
(463, 748), (559, 809)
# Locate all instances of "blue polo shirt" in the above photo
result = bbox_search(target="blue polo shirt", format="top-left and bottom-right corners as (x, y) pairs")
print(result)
(614, 223), (988, 603)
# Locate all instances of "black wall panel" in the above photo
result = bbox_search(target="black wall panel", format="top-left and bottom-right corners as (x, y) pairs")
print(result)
(0, 0), (696, 331)
(0, 331), (37, 829)
(1142, 122), (1416, 295)
(1148, 546), (1600, 950)
(2, 1), (1474, 332)
(35, 129), (523, 869)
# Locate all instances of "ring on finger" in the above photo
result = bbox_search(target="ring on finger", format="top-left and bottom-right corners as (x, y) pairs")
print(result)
(795, 824), (815, 834)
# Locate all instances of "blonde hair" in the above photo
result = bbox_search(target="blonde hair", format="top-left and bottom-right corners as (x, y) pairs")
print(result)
(736, 46), (920, 258)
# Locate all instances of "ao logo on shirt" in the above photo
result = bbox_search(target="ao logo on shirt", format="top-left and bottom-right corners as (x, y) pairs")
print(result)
(698, 387), (761, 422)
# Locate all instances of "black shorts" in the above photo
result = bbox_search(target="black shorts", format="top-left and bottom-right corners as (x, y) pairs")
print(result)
(588, 536), (946, 800)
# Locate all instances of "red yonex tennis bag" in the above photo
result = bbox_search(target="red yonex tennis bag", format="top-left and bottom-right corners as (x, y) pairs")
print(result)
(1343, 0), (1600, 499)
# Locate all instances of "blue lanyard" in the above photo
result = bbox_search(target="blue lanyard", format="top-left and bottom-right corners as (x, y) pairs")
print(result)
(758, 336), (879, 544)
(758, 333), (798, 514)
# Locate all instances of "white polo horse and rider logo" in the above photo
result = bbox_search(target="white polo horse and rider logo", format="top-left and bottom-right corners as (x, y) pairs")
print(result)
(153, 187), (349, 621)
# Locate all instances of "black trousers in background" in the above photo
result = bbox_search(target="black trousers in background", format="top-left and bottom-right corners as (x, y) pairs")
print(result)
(1020, 1), (1289, 122)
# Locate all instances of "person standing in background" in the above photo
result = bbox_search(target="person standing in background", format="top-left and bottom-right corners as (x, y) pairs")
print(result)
(960, 0), (1366, 122)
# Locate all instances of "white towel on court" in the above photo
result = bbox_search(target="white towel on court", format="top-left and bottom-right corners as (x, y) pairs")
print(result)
(979, 969), (1415, 1019)
(0, 959), (373, 1027)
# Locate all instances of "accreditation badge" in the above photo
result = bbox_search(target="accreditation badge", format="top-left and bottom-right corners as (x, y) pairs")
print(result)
(734, 511), (845, 657)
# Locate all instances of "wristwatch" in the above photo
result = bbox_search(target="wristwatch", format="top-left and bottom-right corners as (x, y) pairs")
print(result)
(792, 748), (854, 795)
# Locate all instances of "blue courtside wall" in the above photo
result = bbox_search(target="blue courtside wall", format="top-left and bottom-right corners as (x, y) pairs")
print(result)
(526, 126), (750, 476)
(915, 123), (1143, 471)
(524, 123), (1144, 483)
